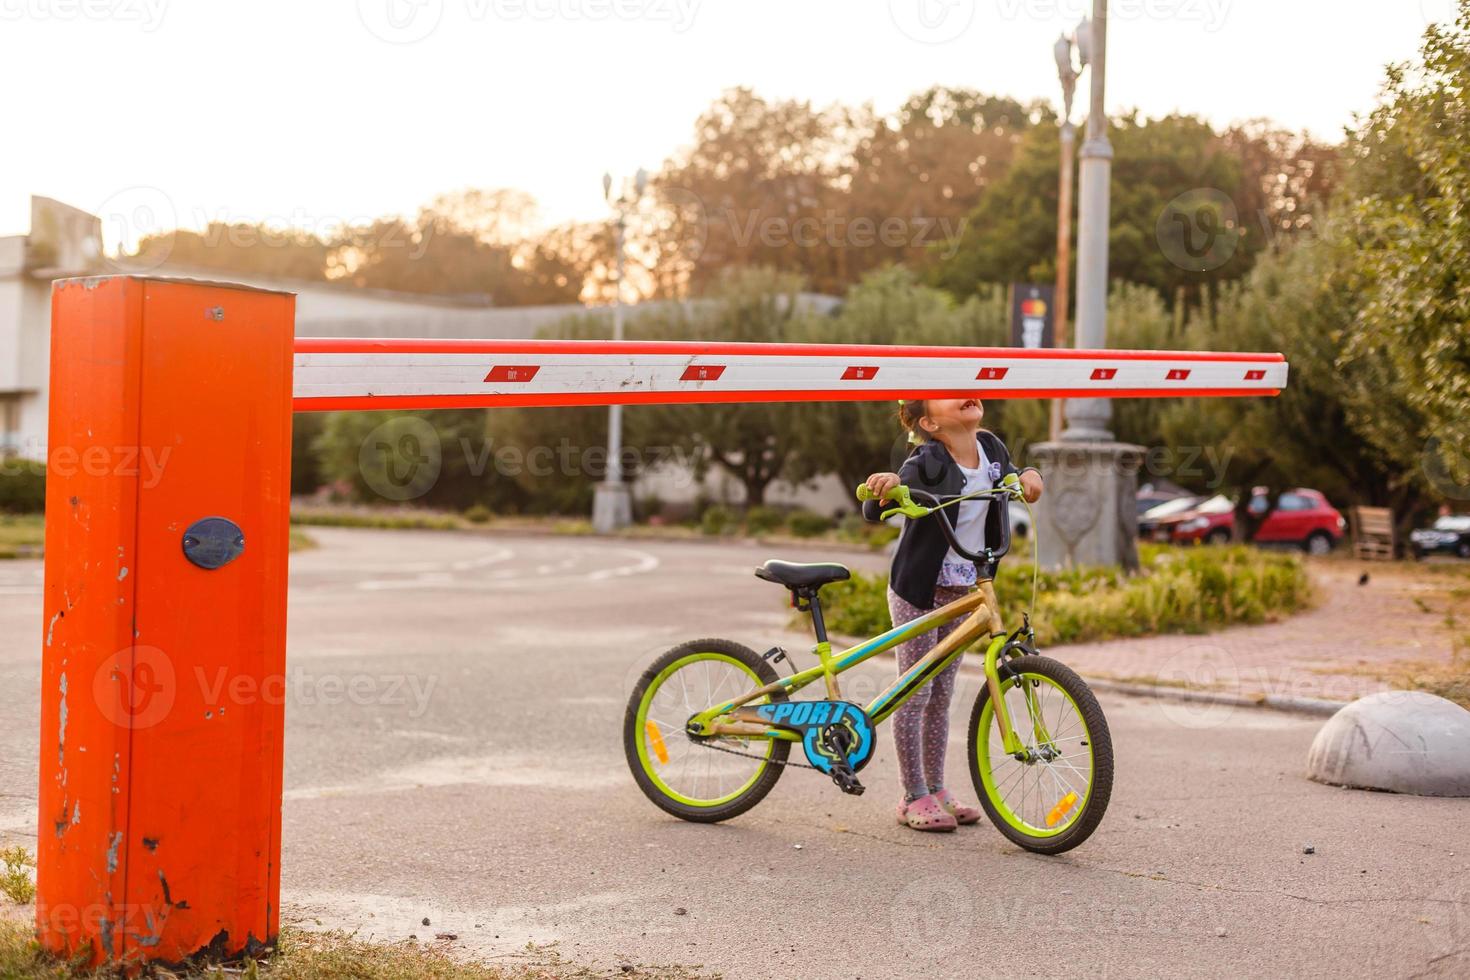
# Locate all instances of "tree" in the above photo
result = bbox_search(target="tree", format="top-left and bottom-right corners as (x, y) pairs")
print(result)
(646, 89), (863, 297)
(313, 409), (511, 511)
(133, 222), (329, 281)
(643, 87), (1042, 299)
(1155, 219), (1435, 541)
(929, 114), (1336, 311)
(1340, 5), (1470, 506)
(628, 268), (815, 506)
(333, 190), (589, 305)
(132, 188), (593, 306)
(787, 267), (1008, 498)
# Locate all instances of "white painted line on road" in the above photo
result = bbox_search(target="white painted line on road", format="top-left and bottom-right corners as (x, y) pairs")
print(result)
(587, 548), (660, 581)
(449, 550), (518, 571)
(355, 547), (516, 591)
(358, 572), (458, 591)
(284, 755), (622, 800)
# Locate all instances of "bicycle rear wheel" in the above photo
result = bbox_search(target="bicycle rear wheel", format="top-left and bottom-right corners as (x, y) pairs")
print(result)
(625, 638), (789, 823)
(967, 655), (1113, 854)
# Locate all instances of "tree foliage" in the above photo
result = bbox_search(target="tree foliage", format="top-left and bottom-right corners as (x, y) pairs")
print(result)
(1340, 5), (1470, 503)
(930, 114), (1338, 310)
(135, 188), (591, 307)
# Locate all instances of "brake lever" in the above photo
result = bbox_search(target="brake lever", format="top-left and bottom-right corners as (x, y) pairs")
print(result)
(855, 483), (931, 521)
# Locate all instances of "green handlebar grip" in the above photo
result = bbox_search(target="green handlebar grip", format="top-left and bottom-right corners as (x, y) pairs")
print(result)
(856, 483), (930, 520)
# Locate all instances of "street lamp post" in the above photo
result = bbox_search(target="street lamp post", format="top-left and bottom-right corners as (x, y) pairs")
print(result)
(591, 168), (648, 534)
(1032, 0), (1145, 571)
(1049, 25), (1082, 443)
(1064, 0), (1114, 442)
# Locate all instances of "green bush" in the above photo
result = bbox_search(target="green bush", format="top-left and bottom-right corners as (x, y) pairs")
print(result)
(0, 460), (45, 514)
(787, 511), (834, 538)
(291, 508), (461, 531)
(835, 514), (901, 550)
(701, 505), (736, 536)
(744, 506), (786, 536)
(0, 846), (34, 904)
(817, 544), (1315, 645)
(463, 503), (493, 524)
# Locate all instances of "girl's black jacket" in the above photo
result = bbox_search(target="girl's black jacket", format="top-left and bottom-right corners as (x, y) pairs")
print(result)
(861, 431), (1031, 610)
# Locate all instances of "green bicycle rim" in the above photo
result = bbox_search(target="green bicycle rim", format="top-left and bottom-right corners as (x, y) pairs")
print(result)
(634, 652), (775, 808)
(976, 673), (1095, 838)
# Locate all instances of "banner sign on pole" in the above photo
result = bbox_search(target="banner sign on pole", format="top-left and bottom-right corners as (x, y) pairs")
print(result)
(1011, 283), (1055, 350)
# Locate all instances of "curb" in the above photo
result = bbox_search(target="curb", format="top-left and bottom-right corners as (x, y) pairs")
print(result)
(292, 517), (889, 556)
(950, 660), (1348, 718)
(1081, 677), (1347, 717)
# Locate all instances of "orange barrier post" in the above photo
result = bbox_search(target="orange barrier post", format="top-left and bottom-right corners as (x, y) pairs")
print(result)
(37, 277), (295, 967)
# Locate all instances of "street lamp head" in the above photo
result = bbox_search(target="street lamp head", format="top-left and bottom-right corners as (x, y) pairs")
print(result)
(1054, 33), (1076, 82)
(1074, 16), (1093, 67)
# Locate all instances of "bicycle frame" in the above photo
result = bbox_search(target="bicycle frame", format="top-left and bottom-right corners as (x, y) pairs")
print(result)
(687, 578), (1032, 757)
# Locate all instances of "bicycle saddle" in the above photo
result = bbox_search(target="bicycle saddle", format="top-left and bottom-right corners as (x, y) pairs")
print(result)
(754, 560), (851, 590)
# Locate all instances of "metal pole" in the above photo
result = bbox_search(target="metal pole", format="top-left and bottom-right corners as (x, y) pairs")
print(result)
(1063, 0), (1113, 441)
(606, 216), (625, 484)
(1049, 119), (1075, 442)
(591, 175), (638, 534)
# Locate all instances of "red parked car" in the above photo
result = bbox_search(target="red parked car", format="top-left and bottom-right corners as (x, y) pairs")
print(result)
(1153, 488), (1347, 555)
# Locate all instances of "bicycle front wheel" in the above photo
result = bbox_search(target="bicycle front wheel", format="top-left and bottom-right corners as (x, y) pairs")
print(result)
(624, 638), (789, 823)
(967, 655), (1113, 854)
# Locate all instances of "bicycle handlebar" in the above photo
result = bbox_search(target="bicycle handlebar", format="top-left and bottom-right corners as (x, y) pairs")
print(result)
(857, 474), (1024, 568)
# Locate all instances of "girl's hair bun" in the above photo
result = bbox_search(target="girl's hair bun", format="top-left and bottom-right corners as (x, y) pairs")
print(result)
(897, 399), (928, 444)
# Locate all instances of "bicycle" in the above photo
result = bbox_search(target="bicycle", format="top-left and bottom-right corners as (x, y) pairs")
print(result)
(623, 474), (1114, 854)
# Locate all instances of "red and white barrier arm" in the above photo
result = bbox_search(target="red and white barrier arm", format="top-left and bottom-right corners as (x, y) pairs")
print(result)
(291, 339), (1288, 412)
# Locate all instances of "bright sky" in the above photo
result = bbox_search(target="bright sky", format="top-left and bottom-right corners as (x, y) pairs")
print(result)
(0, 0), (1450, 247)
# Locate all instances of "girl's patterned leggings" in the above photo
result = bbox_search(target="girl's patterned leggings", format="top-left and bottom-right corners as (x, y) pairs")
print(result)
(886, 585), (971, 800)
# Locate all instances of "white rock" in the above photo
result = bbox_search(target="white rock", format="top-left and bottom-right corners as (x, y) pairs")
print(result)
(1307, 691), (1470, 797)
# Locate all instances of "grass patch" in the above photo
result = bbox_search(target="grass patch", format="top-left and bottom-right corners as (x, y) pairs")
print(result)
(292, 508), (463, 531)
(0, 921), (714, 979)
(0, 514), (44, 558)
(1354, 655), (1470, 709)
(0, 519), (315, 558)
(818, 543), (1317, 646)
(1, 847), (34, 904)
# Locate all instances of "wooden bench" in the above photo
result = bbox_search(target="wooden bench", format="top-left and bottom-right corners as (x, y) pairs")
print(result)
(1350, 506), (1396, 560)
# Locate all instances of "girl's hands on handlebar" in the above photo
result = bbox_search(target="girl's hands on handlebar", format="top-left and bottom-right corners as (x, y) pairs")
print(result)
(864, 471), (902, 501)
(1019, 469), (1044, 504)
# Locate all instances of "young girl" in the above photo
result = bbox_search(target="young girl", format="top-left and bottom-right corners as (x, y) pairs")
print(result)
(862, 398), (1043, 832)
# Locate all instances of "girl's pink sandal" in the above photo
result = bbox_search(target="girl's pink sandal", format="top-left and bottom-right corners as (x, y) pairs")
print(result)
(896, 793), (958, 832)
(932, 787), (982, 825)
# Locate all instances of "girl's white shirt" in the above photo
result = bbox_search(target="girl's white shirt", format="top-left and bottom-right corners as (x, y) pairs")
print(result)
(936, 443), (994, 587)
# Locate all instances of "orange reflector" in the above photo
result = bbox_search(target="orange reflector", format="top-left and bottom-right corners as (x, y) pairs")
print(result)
(1046, 791), (1079, 827)
(646, 721), (669, 764)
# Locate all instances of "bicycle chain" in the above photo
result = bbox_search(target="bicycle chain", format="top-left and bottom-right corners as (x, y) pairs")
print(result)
(690, 735), (822, 772)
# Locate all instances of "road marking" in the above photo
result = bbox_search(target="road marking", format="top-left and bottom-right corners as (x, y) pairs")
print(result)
(355, 547), (515, 591)
(587, 548), (660, 581)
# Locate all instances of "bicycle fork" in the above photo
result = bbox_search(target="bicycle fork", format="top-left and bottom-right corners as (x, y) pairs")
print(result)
(972, 581), (1057, 759)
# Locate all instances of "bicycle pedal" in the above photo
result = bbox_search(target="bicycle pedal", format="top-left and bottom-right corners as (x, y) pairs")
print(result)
(829, 767), (865, 796)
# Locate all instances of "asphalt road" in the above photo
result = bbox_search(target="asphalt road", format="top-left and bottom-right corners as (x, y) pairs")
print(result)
(1, 528), (1467, 979)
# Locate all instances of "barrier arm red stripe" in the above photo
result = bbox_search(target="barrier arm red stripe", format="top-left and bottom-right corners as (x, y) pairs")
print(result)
(291, 338), (1288, 413)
